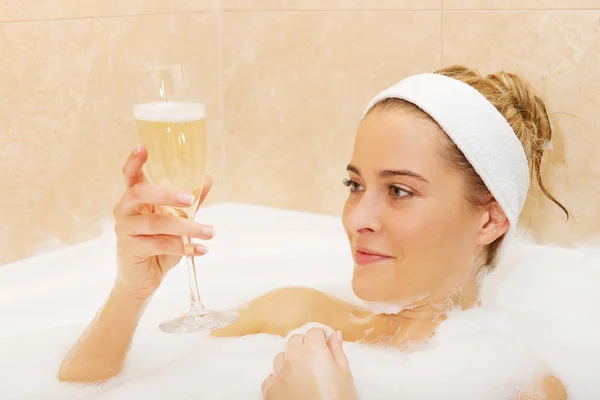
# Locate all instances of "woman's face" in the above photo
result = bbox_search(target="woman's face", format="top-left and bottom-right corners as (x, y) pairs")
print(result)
(342, 108), (494, 309)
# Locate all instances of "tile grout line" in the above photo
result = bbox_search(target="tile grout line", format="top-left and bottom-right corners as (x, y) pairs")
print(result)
(0, 10), (214, 25)
(219, 8), (600, 12)
(441, 8), (599, 12)
(221, 8), (442, 11)
(440, 0), (444, 68)
(216, 0), (229, 200)
(1, 8), (598, 24)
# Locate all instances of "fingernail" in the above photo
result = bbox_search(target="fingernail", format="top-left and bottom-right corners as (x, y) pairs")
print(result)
(337, 331), (343, 342)
(195, 244), (208, 254)
(177, 193), (195, 205)
(133, 144), (142, 156)
(202, 226), (215, 238)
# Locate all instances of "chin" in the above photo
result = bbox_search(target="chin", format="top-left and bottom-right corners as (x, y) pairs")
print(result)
(352, 270), (392, 302)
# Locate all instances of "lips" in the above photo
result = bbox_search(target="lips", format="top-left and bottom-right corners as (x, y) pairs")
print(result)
(354, 246), (393, 265)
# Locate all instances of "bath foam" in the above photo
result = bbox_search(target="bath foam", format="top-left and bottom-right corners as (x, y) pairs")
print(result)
(133, 101), (205, 122)
(0, 203), (599, 399)
(363, 301), (408, 315)
(285, 322), (336, 342)
(363, 292), (430, 315)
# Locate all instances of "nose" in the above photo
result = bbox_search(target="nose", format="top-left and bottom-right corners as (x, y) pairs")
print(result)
(345, 194), (382, 235)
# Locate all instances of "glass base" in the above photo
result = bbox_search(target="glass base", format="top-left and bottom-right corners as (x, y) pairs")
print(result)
(159, 308), (239, 334)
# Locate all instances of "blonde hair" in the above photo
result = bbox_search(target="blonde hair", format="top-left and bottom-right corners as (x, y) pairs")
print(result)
(371, 65), (568, 266)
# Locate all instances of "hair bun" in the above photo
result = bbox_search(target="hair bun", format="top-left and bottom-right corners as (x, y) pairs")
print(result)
(435, 65), (568, 219)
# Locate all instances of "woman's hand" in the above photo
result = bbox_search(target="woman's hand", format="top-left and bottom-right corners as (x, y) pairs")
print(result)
(261, 328), (358, 400)
(59, 144), (217, 383)
(113, 145), (215, 299)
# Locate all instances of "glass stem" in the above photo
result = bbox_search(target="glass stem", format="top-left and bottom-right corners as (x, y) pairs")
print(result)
(183, 235), (204, 312)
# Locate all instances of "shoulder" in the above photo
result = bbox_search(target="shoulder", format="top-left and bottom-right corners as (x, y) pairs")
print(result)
(211, 286), (340, 338)
(516, 375), (568, 400)
(241, 286), (330, 317)
(255, 286), (327, 303)
(252, 287), (340, 335)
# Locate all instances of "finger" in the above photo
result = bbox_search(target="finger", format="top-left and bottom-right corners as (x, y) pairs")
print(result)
(133, 235), (209, 257)
(118, 183), (197, 215)
(304, 327), (328, 349)
(286, 334), (305, 354)
(327, 331), (352, 376)
(116, 214), (215, 239)
(122, 145), (148, 188)
(261, 374), (273, 397)
(273, 352), (285, 374)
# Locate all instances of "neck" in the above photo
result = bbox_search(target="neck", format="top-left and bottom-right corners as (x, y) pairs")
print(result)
(363, 271), (483, 347)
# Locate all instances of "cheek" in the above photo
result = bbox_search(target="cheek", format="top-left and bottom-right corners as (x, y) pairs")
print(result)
(387, 199), (479, 257)
(384, 204), (441, 254)
(399, 205), (481, 287)
(352, 201), (480, 302)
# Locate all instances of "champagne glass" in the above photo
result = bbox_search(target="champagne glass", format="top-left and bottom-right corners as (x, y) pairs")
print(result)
(133, 65), (238, 333)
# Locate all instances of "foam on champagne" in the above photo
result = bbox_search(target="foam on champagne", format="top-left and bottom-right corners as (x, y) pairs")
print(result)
(134, 101), (206, 122)
(135, 101), (208, 212)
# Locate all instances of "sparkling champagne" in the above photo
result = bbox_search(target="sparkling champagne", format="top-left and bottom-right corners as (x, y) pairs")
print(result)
(134, 101), (207, 214)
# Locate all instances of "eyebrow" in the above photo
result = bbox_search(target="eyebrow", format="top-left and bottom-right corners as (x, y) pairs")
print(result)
(346, 164), (429, 183)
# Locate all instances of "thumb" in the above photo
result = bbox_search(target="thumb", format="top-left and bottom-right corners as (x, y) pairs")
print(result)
(192, 174), (213, 218)
(122, 144), (148, 188)
(198, 174), (213, 204)
(327, 331), (351, 376)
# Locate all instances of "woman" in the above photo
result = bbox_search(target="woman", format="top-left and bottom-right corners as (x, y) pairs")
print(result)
(59, 65), (568, 399)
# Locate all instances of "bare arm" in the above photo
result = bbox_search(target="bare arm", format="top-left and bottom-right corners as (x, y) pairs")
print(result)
(59, 286), (295, 381)
(58, 283), (149, 383)
(61, 285), (294, 383)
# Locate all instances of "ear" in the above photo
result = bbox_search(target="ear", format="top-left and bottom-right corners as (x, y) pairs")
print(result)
(476, 201), (510, 246)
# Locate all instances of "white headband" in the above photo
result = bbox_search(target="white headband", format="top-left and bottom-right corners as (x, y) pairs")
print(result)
(362, 73), (530, 231)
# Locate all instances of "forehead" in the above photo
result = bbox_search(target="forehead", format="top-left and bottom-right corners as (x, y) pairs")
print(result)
(352, 109), (446, 175)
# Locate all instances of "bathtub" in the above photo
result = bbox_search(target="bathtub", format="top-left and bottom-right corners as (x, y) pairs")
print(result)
(1, 203), (599, 399)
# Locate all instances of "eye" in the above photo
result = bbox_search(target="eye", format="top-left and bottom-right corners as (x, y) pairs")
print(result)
(387, 184), (412, 199)
(343, 178), (364, 193)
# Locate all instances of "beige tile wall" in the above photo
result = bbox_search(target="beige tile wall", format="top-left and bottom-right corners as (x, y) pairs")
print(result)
(443, 0), (600, 9)
(0, 0), (216, 22)
(222, 10), (442, 215)
(2, 0), (599, 264)
(1, 4), (223, 265)
(442, 9), (600, 245)
(222, 0), (441, 10)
